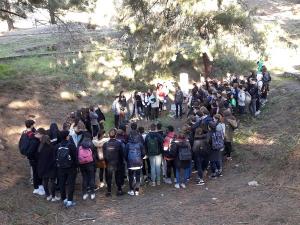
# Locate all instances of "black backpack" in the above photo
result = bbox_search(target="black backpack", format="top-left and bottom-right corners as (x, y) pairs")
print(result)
(18, 131), (31, 156)
(56, 145), (73, 168)
(178, 143), (192, 161)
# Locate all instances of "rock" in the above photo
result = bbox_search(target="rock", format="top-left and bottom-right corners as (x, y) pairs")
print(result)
(212, 197), (217, 201)
(248, 181), (259, 186)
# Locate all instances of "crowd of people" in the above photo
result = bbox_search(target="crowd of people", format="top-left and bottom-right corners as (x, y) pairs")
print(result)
(18, 65), (271, 208)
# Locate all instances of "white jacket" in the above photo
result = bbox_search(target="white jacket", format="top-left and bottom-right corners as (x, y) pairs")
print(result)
(238, 90), (246, 106)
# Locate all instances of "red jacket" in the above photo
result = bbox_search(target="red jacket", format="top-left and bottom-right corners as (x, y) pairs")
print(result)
(163, 131), (175, 160)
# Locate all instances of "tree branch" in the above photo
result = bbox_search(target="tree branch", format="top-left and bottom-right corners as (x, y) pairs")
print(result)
(0, 8), (26, 19)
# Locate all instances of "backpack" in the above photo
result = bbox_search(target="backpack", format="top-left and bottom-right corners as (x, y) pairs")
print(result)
(127, 143), (142, 166)
(211, 131), (224, 150)
(56, 145), (73, 168)
(78, 146), (93, 164)
(147, 135), (159, 156)
(178, 144), (192, 161)
(18, 131), (32, 156)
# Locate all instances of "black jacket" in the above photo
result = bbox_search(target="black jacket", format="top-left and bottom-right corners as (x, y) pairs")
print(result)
(56, 140), (78, 169)
(37, 141), (56, 178)
(103, 138), (124, 169)
(170, 139), (192, 169)
(27, 133), (40, 161)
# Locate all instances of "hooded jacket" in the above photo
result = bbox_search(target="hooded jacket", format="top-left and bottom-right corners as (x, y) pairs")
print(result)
(103, 138), (124, 169)
(170, 138), (192, 169)
(223, 110), (238, 142)
(37, 135), (56, 178)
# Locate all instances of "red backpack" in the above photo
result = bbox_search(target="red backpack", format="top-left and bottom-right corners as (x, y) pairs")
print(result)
(78, 146), (93, 164)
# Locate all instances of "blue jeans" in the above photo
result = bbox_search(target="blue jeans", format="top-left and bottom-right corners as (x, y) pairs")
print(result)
(176, 168), (190, 184)
(149, 155), (162, 182)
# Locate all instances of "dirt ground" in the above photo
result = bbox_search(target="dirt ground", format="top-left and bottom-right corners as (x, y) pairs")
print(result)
(0, 0), (300, 224)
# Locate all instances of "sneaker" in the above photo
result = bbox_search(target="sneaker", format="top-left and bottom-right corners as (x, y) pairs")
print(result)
(65, 201), (76, 208)
(151, 182), (156, 187)
(46, 196), (52, 201)
(255, 110), (261, 116)
(135, 191), (139, 196)
(63, 199), (68, 205)
(157, 181), (161, 186)
(196, 179), (205, 186)
(164, 178), (172, 184)
(127, 190), (135, 196)
(99, 182), (105, 188)
(105, 192), (112, 197)
(174, 184), (180, 189)
(90, 193), (96, 200)
(51, 196), (61, 202)
(216, 170), (223, 177)
(210, 173), (217, 179)
(83, 194), (89, 200)
(33, 189), (39, 194)
(38, 189), (45, 196)
(180, 183), (186, 189)
(226, 157), (232, 161)
(116, 190), (124, 196)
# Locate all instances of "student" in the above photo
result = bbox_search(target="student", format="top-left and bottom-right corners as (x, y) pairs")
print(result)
(139, 126), (151, 182)
(208, 121), (224, 178)
(56, 131), (77, 208)
(193, 128), (209, 185)
(35, 128), (59, 201)
(103, 129), (125, 197)
(89, 106), (99, 138)
(170, 131), (192, 189)
(19, 120), (44, 196)
(223, 110), (238, 160)
(238, 85), (246, 114)
(48, 123), (61, 145)
(125, 129), (145, 196)
(112, 96), (121, 128)
(145, 124), (163, 186)
(163, 126), (176, 184)
(95, 104), (106, 132)
(149, 91), (159, 120)
(92, 131), (108, 189)
(119, 91), (127, 125)
(174, 86), (184, 119)
(69, 121), (87, 149)
(142, 91), (151, 120)
(78, 137), (97, 200)
(248, 79), (259, 117)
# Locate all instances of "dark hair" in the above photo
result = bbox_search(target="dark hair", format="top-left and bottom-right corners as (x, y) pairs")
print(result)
(97, 130), (105, 139)
(36, 128), (47, 135)
(138, 127), (145, 134)
(49, 123), (60, 140)
(167, 125), (174, 132)
(131, 122), (137, 130)
(25, 119), (35, 128)
(89, 106), (94, 112)
(150, 123), (156, 131)
(60, 130), (70, 140)
(156, 123), (162, 130)
(109, 128), (117, 138)
(119, 124), (126, 132)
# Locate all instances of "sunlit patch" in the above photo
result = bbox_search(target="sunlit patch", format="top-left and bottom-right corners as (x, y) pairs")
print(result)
(60, 91), (77, 101)
(120, 67), (134, 79)
(7, 100), (40, 109)
(248, 135), (275, 146)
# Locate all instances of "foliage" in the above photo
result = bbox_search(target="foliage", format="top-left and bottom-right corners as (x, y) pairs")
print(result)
(117, 0), (265, 79)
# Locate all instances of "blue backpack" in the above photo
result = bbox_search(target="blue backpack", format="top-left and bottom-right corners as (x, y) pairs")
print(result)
(127, 142), (142, 167)
(211, 131), (224, 150)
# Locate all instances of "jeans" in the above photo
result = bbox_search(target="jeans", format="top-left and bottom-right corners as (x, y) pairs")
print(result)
(249, 98), (257, 116)
(43, 177), (56, 197)
(105, 166), (123, 193)
(211, 161), (221, 174)
(166, 160), (176, 179)
(224, 142), (232, 157)
(175, 103), (183, 118)
(175, 168), (189, 184)
(80, 163), (95, 195)
(58, 167), (77, 201)
(29, 160), (42, 189)
(149, 155), (162, 182)
(128, 169), (141, 191)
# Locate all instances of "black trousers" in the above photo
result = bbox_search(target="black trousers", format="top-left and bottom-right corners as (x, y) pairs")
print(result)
(194, 152), (209, 179)
(114, 115), (119, 128)
(142, 158), (151, 177)
(99, 168), (104, 182)
(29, 160), (42, 189)
(58, 167), (77, 201)
(43, 177), (56, 197)
(128, 169), (141, 191)
(80, 163), (95, 194)
(175, 103), (183, 118)
(224, 142), (232, 157)
(105, 166), (123, 193)
(151, 107), (159, 120)
(166, 160), (176, 179)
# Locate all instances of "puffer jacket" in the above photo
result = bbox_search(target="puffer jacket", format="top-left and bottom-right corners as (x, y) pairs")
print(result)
(103, 138), (124, 169)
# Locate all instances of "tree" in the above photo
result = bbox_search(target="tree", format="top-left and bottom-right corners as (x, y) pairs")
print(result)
(117, 0), (265, 80)
(0, 0), (32, 30)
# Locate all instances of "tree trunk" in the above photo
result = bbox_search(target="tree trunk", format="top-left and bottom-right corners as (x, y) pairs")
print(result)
(49, 8), (56, 24)
(202, 52), (212, 79)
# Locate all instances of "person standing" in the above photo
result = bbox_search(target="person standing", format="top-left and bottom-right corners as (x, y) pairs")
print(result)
(103, 129), (125, 197)
(112, 96), (121, 128)
(238, 85), (246, 114)
(19, 120), (44, 196)
(145, 124), (163, 186)
(149, 91), (159, 120)
(174, 86), (184, 119)
(89, 106), (99, 138)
